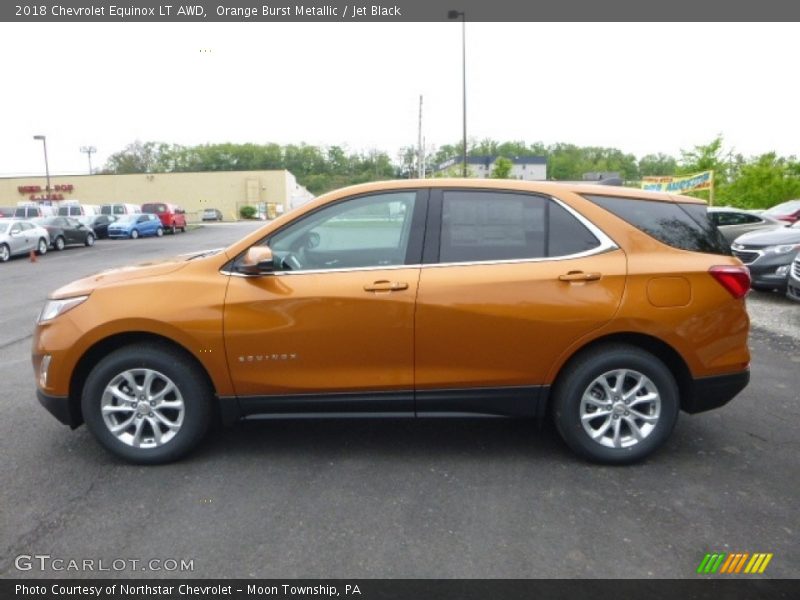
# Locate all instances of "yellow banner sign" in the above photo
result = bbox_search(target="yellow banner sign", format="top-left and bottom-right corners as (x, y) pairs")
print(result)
(642, 170), (714, 194)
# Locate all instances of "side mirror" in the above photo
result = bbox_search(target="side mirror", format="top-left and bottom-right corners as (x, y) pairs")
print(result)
(238, 246), (274, 275)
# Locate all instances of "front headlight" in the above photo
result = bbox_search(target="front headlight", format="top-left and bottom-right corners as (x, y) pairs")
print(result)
(38, 295), (89, 323)
(765, 244), (800, 255)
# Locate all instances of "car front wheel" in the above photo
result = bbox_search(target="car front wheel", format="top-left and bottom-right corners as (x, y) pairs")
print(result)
(81, 344), (212, 464)
(552, 344), (679, 464)
(0, 244), (9, 262)
(130, 229), (139, 239)
(54, 236), (65, 251)
(85, 233), (95, 247)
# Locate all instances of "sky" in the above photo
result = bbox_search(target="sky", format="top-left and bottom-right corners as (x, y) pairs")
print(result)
(1, 21), (799, 177)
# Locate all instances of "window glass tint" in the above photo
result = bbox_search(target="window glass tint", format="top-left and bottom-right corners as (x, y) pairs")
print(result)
(547, 201), (602, 256)
(440, 191), (600, 263)
(584, 195), (729, 254)
(269, 192), (417, 271)
(101, 206), (112, 215)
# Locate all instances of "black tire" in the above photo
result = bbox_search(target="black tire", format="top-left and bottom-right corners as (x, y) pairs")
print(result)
(81, 344), (212, 464)
(85, 233), (95, 247)
(130, 229), (139, 239)
(156, 227), (164, 237)
(54, 236), (65, 251)
(552, 344), (680, 465)
(36, 238), (48, 256)
(0, 243), (9, 262)
(180, 225), (186, 232)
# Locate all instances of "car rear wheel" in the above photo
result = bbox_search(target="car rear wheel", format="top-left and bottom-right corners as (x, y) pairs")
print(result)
(156, 227), (164, 237)
(0, 244), (9, 262)
(81, 344), (212, 464)
(180, 225), (186, 232)
(36, 238), (48, 255)
(552, 344), (679, 464)
(130, 229), (139, 239)
(54, 236), (65, 251)
(85, 233), (95, 247)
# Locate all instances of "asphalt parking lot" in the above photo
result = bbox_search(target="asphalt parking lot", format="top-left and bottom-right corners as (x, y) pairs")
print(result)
(0, 222), (797, 579)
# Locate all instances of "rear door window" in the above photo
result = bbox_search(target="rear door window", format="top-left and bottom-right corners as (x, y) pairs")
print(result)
(439, 191), (601, 263)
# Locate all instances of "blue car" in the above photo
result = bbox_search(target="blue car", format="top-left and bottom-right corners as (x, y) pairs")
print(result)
(107, 214), (164, 239)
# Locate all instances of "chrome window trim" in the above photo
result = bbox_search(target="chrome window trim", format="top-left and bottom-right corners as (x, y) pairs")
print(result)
(221, 193), (619, 277)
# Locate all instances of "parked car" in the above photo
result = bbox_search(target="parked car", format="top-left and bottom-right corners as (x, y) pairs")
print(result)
(15, 204), (56, 219)
(57, 203), (100, 217)
(35, 216), (96, 250)
(33, 180), (750, 465)
(0, 219), (50, 262)
(708, 206), (784, 243)
(0, 206), (15, 218)
(202, 208), (223, 222)
(731, 221), (800, 291)
(141, 202), (186, 234)
(107, 213), (164, 239)
(78, 214), (117, 239)
(786, 254), (800, 302)
(762, 199), (800, 224)
(100, 203), (141, 216)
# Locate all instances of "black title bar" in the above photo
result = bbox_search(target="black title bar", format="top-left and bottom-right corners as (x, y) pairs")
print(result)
(3, 0), (800, 22)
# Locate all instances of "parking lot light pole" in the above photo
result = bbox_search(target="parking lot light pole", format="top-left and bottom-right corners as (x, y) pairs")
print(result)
(80, 145), (97, 174)
(448, 9), (467, 177)
(33, 135), (51, 200)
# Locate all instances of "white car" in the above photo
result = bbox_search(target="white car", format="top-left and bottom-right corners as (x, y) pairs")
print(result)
(0, 219), (50, 262)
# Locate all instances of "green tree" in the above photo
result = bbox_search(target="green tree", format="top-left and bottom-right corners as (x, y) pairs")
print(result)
(491, 157), (513, 179)
(717, 153), (800, 209)
(639, 153), (677, 177)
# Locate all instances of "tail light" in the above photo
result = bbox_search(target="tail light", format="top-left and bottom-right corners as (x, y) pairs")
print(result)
(709, 265), (750, 299)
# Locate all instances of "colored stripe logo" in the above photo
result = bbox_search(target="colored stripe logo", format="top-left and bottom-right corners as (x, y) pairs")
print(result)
(697, 552), (773, 574)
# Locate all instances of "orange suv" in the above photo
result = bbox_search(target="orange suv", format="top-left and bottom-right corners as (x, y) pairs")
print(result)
(32, 180), (750, 464)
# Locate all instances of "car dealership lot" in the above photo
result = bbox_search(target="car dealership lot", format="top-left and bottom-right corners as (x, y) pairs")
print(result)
(1, 221), (797, 578)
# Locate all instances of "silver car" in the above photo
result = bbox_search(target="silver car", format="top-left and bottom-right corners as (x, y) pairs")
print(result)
(709, 206), (784, 243)
(0, 219), (50, 262)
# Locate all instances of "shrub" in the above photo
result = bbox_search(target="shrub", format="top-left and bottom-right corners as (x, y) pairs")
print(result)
(239, 205), (256, 219)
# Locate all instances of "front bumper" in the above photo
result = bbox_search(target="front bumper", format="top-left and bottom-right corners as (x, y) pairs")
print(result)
(787, 275), (800, 301)
(37, 389), (82, 429)
(682, 370), (750, 414)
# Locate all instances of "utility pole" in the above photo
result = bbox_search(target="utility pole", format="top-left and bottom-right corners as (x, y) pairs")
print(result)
(33, 135), (51, 200)
(417, 95), (424, 178)
(80, 146), (97, 174)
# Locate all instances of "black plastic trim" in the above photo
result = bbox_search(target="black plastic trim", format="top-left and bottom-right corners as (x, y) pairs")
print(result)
(238, 390), (414, 417)
(416, 386), (546, 417)
(682, 369), (750, 414)
(232, 386), (547, 421)
(37, 389), (82, 429)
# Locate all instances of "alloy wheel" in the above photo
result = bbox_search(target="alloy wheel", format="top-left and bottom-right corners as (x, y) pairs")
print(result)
(579, 369), (661, 449)
(100, 368), (185, 449)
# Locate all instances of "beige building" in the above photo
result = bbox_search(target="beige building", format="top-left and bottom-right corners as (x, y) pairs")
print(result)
(0, 170), (314, 221)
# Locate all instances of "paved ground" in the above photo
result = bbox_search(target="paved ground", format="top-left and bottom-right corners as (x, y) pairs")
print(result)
(0, 223), (797, 578)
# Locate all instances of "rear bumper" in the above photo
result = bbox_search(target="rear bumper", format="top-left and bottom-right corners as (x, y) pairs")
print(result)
(682, 370), (750, 414)
(37, 389), (82, 429)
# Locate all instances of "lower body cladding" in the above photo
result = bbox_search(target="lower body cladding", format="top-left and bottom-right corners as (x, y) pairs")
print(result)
(220, 372), (750, 424)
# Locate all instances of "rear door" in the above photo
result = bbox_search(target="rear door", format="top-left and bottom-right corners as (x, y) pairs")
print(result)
(414, 188), (626, 415)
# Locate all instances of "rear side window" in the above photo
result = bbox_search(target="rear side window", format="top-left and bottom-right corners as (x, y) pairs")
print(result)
(440, 191), (601, 263)
(583, 194), (729, 255)
(143, 204), (167, 214)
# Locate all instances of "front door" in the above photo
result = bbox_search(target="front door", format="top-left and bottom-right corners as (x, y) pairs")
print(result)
(223, 190), (426, 414)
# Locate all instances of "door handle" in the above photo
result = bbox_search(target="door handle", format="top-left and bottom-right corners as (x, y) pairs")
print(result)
(363, 280), (409, 292)
(558, 271), (602, 282)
